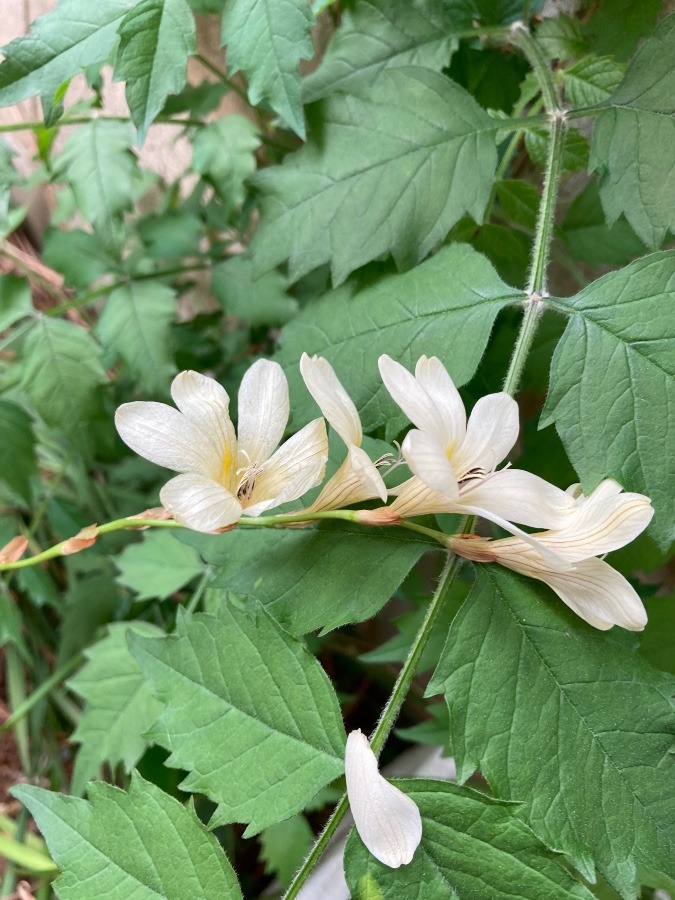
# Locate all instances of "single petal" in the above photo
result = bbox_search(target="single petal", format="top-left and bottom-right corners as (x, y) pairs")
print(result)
(115, 402), (220, 477)
(159, 474), (241, 532)
(300, 353), (362, 446)
(378, 355), (449, 447)
(402, 430), (459, 499)
(389, 476), (450, 518)
(414, 356), (466, 453)
(461, 469), (576, 529)
(236, 359), (289, 465)
(170, 370), (237, 486)
(245, 418), (328, 514)
(310, 445), (388, 511)
(454, 392), (519, 474)
(345, 730), (422, 869)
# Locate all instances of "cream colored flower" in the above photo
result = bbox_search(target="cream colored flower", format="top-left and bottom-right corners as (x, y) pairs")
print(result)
(115, 360), (328, 532)
(452, 480), (653, 631)
(300, 353), (387, 511)
(376, 355), (575, 550)
(345, 730), (422, 868)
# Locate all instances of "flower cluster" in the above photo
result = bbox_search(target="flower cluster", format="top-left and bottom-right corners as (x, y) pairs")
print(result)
(116, 354), (653, 633)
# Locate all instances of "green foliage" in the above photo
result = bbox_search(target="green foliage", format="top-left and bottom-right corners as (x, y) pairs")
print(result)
(211, 257), (297, 326)
(0, 276), (33, 332)
(344, 780), (595, 899)
(543, 253), (675, 548)
(562, 56), (625, 108)
(252, 67), (498, 284)
(0, 401), (36, 503)
(428, 567), (675, 896)
(259, 814), (313, 889)
(129, 603), (346, 833)
(114, 531), (203, 600)
(585, 0), (661, 61)
(68, 622), (165, 795)
(192, 116), (260, 214)
(560, 181), (644, 267)
(13, 773), (243, 899)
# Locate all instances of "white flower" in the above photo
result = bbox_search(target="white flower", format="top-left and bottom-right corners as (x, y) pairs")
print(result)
(453, 480), (654, 631)
(345, 730), (422, 868)
(115, 360), (328, 532)
(376, 355), (575, 551)
(300, 353), (387, 511)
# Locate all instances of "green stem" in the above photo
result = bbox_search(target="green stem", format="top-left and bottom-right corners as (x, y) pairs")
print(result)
(511, 22), (558, 115)
(184, 567), (213, 616)
(0, 806), (29, 899)
(5, 645), (30, 771)
(194, 53), (248, 102)
(0, 653), (83, 735)
(0, 115), (209, 135)
(283, 552), (464, 899)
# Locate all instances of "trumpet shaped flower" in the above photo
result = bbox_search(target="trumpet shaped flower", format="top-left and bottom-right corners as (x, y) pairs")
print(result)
(345, 730), (422, 868)
(452, 480), (654, 631)
(115, 360), (328, 532)
(300, 353), (387, 511)
(376, 355), (576, 547)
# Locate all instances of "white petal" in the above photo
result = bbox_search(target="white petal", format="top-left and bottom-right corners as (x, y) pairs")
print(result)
(378, 355), (449, 447)
(237, 359), (289, 464)
(389, 476), (450, 518)
(402, 430), (459, 499)
(414, 356), (466, 453)
(461, 469), (576, 529)
(345, 730), (422, 868)
(159, 474), (241, 532)
(245, 418), (328, 514)
(300, 353), (362, 446)
(455, 393), (519, 474)
(311, 445), (387, 511)
(115, 402), (220, 477)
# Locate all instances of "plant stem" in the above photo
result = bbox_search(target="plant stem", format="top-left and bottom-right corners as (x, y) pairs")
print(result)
(0, 653), (83, 735)
(0, 806), (29, 898)
(283, 552), (464, 899)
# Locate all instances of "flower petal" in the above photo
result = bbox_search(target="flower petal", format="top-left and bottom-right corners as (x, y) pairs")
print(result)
(378, 355), (450, 447)
(345, 730), (422, 869)
(402, 430), (459, 499)
(414, 355), (466, 452)
(455, 392), (519, 474)
(461, 469), (576, 529)
(236, 359), (289, 465)
(159, 474), (241, 531)
(311, 445), (388, 511)
(300, 353), (362, 446)
(389, 476), (450, 518)
(115, 402), (220, 477)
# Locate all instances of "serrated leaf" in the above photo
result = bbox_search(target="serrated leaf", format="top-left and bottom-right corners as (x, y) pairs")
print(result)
(589, 15), (675, 248)
(0, 276), (33, 331)
(211, 256), (297, 326)
(536, 14), (588, 60)
(495, 179), (539, 230)
(345, 779), (595, 899)
(13, 773), (242, 899)
(563, 56), (625, 109)
(53, 120), (136, 244)
(274, 243), (521, 437)
(302, 0), (458, 102)
(251, 67), (498, 285)
(20, 317), (107, 453)
(221, 0), (313, 138)
(114, 0), (196, 141)
(68, 622), (165, 795)
(114, 531), (203, 601)
(585, 0), (661, 61)
(259, 814), (313, 889)
(181, 521), (436, 635)
(42, 229), (116, 291)
(525, 125), (589, 172)
(0, 0), (138, 107)
(541, 252), (675, 548)
(428, 566), (675, 896)
(561, 180), (645, 266)
(0, 401), (36, 503)
(192, 115), (260, 215)
(97, 281), (176, 391)
(129, 603), (346, 833)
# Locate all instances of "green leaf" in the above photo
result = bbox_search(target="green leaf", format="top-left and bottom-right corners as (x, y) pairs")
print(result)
(114, 531), (203, 601)
(395, 701), (450, 748)
(442, 0), (544, 26)
(274, 243), (521, 437)
(0, 401), (36, 503)
(259, 814), (313, 889)
(129, 603), (346, 833)
(0, 0), (138, 107)
(211, 256), (297, 326)
(640, 595), (675, 676)
(536, 14), (588, 60)
(114, 0), (196, 141)
(589, 15), (675, 248)
(58, 571), (123, 664)
(251, 67), (498, 285)
(137, 211), (203, 258)
(495, 179), (539, 230)
(221, 0), (313, 138)
(344, 779), (595, 899)
(20, 317), (107, 452)
(192, 116), (260, 215)
(525, 125), (589, 172)
(13, 772), (242, 899)
(561, 180), (645, 266)
(53, 120), (137, 244)
(563, 56), (625, 109)
(0, 276), (33, 331)
(97, 281), (176, 392)
(428, 566), (675, 896)
(542, 252), (675, 548)
(68, 622), (165, 795)
(181, 521), (436, 635)
(302, 0), (458, 102)
(42, 229), (116, 291)
(585, 0), (661, 61)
